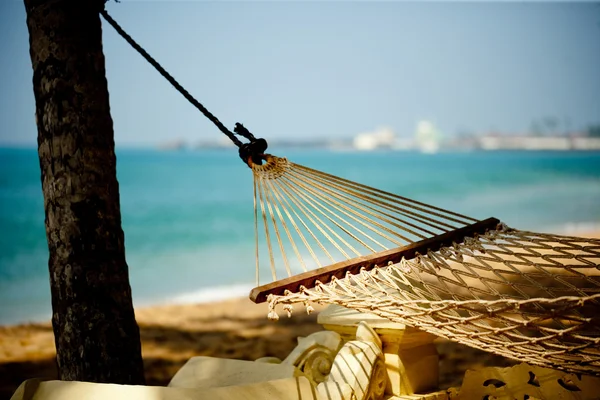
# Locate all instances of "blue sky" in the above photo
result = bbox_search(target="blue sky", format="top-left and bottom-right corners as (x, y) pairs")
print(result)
(1, 1), (599, 146)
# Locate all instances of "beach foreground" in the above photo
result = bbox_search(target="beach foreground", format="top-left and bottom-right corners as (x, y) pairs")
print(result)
(3, 231), (600, 398)
(0, 297), (519, 399)
(3, 233), (600, 399)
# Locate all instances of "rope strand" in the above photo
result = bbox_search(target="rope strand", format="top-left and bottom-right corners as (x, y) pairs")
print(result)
(99, 9), (243, 148)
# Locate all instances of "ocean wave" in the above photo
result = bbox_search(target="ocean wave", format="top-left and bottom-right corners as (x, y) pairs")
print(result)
(557, 221), (600, 236)
(165, 283), (254, 305)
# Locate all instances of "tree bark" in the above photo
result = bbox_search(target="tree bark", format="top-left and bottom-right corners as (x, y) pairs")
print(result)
(23, 0), (145, 384)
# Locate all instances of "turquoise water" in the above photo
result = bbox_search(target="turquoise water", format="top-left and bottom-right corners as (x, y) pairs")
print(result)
(1, 147), (600, 324)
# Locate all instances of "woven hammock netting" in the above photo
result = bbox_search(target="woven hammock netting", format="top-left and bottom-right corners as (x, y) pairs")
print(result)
(250, 155), (600, 377)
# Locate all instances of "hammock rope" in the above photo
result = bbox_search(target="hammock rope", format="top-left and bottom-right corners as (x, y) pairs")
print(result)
(251, 156), (600, 376)
(250, 155), (493, 293)
(100, 9), (269, 166)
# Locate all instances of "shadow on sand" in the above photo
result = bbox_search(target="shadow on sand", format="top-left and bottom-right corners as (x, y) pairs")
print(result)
(0, 313), (517, 399)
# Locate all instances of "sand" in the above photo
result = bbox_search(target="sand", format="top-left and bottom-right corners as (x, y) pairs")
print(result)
(1, 230), (598, 399)
(0, 298), (515, 399)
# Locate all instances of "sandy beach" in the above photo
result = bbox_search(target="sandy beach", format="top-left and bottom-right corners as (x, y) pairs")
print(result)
(2, 230), (598, 399)
(0, 297), (517, 399)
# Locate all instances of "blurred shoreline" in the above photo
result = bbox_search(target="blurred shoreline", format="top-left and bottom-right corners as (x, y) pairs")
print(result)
(161, 126), (600, 153)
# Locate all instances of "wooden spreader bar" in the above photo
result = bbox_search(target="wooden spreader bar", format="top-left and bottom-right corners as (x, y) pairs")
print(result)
(249, 217), (500, 303)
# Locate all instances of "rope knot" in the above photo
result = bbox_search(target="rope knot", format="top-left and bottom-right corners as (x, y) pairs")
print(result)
(235, 123), (268, 167)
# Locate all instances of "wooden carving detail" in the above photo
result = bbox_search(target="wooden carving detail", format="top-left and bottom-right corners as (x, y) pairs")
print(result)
(282, 331), (343, 384)
(456, 363), (600, 400)
(296, 347), (337, 384)
(365, 358), (387, 400)
(319, 322), (388, 400)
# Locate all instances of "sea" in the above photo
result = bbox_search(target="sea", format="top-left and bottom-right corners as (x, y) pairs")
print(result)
(1, 147), (600, 325)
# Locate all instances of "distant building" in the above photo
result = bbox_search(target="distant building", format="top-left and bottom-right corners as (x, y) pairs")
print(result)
(571, 137), (600, 150)
(157, 139), (187, 151)
(479, 136), (570, 151)
(353, 127), (396, 151)
(477, 135), (600, 151)
(415, 120), (441, 154)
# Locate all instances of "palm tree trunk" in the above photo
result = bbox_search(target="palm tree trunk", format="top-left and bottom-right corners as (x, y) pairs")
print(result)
(23, 0), (145, 384)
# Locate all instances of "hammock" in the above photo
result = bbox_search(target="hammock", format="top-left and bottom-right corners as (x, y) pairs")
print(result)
(250, 154), (600, 377)
(99, 9), (600, 379)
